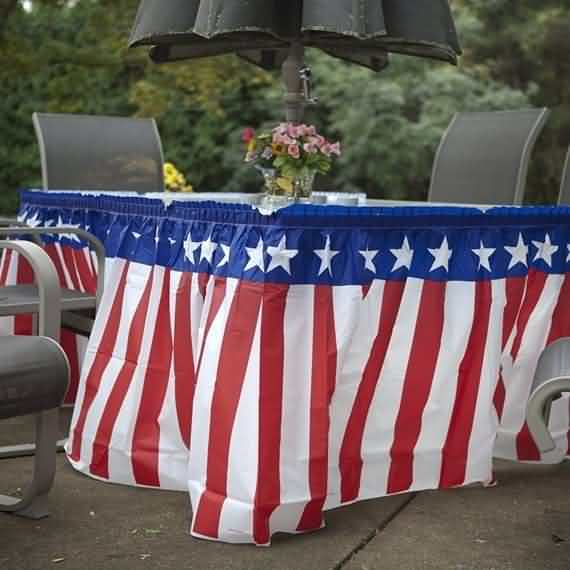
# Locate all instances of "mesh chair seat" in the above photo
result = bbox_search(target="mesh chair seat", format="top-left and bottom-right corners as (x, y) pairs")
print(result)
(428, 108), (549, 205)
(33, 112), (165, 193)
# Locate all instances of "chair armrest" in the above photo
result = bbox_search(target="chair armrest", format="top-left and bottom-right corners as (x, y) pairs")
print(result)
(526, 376), (570, 463)
(0, 217), (28, 227)
(0, 226), (105, 308)
(0, 240), (62, 341)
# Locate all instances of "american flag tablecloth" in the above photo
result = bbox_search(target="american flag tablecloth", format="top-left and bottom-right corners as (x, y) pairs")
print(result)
(14, 190), (570, 545)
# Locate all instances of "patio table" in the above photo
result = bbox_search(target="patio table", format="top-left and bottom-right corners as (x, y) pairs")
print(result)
(12, 189), (570, 545)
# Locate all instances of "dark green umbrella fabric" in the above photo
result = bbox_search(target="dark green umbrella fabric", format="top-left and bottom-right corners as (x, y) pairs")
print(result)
(129, 0), (461, 71)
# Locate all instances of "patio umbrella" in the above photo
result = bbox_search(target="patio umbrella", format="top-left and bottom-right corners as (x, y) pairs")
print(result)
(129, 0), (461, 121)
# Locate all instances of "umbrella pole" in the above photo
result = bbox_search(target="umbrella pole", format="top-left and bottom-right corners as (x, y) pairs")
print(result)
(282, 43), (305, 123)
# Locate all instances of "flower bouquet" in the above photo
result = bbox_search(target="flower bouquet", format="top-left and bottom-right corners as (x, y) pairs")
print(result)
(163, 162), (193, 192)
(243, 123), (341, 201)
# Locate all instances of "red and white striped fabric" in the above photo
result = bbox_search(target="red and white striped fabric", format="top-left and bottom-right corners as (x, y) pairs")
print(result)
(188, 276), (506, 544)
(494, 270), (570, 461)
(67, 260), (197, 489)
(64, 257), (568, 544)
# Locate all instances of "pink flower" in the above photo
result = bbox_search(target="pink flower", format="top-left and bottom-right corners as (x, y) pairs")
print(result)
(309, 135), (326, 149)
(286, 123), (298, 139)
(273, 133), (296, 145)
(241, 127), (255, 143)
(303, 142), (318, 154)
(288, 144), (300, 159)
(329, 142), (341, 156)
(273, 123), (289, 135)
(299, 124), (317, 137)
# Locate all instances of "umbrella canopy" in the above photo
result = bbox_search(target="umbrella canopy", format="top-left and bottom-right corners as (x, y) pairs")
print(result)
(129, 0), (461, 120)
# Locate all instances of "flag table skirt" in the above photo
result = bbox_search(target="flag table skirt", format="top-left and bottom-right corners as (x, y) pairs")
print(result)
(13, 190), (570, 545)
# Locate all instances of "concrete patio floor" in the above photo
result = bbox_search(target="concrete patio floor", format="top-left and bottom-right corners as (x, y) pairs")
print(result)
(1, 416), (569, 569)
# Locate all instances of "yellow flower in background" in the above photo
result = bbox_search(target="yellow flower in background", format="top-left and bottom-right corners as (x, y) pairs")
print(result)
(164, 163), (176, 176)
(163, 161), (193, 192)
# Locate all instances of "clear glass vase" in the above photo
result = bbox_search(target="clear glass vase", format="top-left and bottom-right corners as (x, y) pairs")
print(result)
(261, 169), (285, 197)
(261, 169), (316, 203)
(292, 171), (316, 200)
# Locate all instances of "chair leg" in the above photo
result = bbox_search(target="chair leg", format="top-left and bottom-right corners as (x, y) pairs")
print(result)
(0, 409), (59, 519)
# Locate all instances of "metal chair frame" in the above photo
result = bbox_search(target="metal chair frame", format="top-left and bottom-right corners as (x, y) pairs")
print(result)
(557, 146), (570, 205)
(0, 226), (104, 459)
(526, 337), (570, 464)
(0, 241), (69, 519)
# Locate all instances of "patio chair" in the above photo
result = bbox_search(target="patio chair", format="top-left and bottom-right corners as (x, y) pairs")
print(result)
(526, 337), (570, 464)
(33, 112), (165, 193)
(0, 227), (104, 459)
(0, 241), (69, 519)
(557, 146), (570, 205)
(428, 108), (549, 205)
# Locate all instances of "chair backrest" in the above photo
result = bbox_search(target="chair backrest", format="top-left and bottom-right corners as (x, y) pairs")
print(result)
(558, 146), (570, 205)
(531, 337), (570, 393)
(428, 108), (549, 205)
(33, 112), (165, 193)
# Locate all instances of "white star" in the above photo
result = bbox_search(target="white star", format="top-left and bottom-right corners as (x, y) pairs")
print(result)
(532, 234), (559, 267)
(567, 244), (570, 263)
(359, 248), (379, 274)
(267, 236), (298, 275)
(132, 231), (142, 240)
(184, 233), (201, 265)
(428, 236), (453, 272)
(505, 234), (528, 270)
(25, 212), (43, 228)
(200, 235), (217, 265)
(245, 237), (265, 272)
(217, 244), (230, 268)
(390, 236), (414, 272)
(168, 238), (177, 246)
(472, 241), (496, 272)
(57, 216), (81, 242)
(314, 235), (340, 276)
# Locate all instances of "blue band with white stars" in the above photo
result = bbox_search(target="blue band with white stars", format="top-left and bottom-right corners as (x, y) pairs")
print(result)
(19, 191), (570, 286)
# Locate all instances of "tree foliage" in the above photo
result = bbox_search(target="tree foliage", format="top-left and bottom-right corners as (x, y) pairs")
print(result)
(0, 0), (568, 213)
